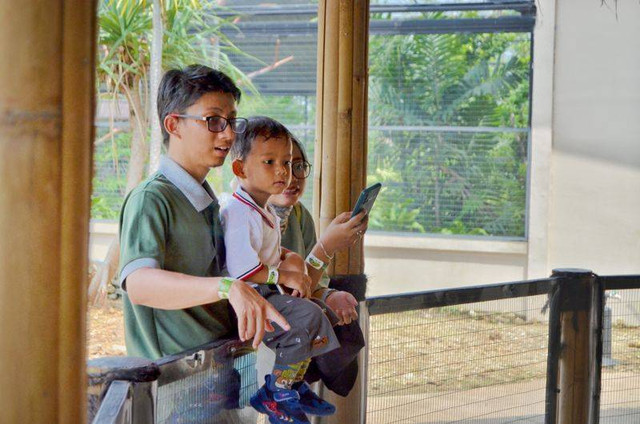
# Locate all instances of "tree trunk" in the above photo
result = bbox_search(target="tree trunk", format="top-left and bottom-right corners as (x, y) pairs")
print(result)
(87, 239), (120, 306)
(125, 77), (149, 194)
(148, 0), (164, 173)
(89, 78), (148, 305)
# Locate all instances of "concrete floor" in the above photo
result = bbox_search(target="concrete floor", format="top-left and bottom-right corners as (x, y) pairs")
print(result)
(366, 373), (640, 424)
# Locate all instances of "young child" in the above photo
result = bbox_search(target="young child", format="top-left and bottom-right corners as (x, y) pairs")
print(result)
(220, 116), (339, 424)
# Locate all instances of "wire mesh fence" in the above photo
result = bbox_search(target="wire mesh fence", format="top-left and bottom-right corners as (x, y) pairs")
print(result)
(155, 351), (259, 424)
(367, 127), (529, 237)
(599, 290), (640, 423)
(366, 295), (549, 424)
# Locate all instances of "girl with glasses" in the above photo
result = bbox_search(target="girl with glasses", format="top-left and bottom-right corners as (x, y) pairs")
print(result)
(269, 134), (369, 396)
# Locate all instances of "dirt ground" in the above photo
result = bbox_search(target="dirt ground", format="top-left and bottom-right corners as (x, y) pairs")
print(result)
(88, 299), (640, 381)
(367, 306), (640, 396)
(87, 298), (126, 359)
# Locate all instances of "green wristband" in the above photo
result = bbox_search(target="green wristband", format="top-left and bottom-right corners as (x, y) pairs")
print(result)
(218, 277), (235, 299)
(266, 266), (279, 285)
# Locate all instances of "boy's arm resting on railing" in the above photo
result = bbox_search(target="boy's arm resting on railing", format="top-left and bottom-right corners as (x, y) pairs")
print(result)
(126, 267), (290, 349)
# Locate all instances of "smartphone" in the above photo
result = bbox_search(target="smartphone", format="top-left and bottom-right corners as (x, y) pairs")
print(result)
(351, 183), (382, 218)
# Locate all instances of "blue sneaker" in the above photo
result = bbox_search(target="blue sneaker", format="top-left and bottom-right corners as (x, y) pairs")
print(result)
(250, 376), (310, 424)
(293, 381), (336, 416)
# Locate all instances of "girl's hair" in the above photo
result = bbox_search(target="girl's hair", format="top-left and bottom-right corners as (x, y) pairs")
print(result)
(290, 134), (309, 163)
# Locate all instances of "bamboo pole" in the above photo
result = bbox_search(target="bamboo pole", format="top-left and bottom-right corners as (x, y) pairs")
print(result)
(315, 1), (370, 423)
(313, 0), (327, 237)
(334, 0), (354, 276)
(349, 0), (369, 275)
(0, 1), (96, 422)
(319, 0), (340, 275)
(59, 1), (97, 423)
(0, 3), (64, 421)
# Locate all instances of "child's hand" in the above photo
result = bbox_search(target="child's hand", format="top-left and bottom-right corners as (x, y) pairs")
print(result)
(279, 270), (311, 298)
(326, 291), (359, 325)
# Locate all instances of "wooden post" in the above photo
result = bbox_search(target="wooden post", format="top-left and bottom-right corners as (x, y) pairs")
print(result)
(0, 1), (97, 423)
(315, 0), (370, 422)
(548, 269), (600, 424)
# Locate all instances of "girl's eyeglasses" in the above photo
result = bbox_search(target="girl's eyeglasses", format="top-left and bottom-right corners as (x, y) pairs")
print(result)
(292, 161), (311, 179)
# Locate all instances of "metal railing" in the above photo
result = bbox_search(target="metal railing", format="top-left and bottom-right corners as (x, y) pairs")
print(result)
(88, 339), (258, 424)
(89, 269), (640, 423)
(363, 269), (640, 424)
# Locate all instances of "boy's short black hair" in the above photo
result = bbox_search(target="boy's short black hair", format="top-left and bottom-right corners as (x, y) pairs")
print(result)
(230, 116), (291, 161)
(157, 64), (241, 147)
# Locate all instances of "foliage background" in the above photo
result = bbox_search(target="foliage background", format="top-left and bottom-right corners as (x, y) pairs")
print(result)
(92, 3), (532, 239)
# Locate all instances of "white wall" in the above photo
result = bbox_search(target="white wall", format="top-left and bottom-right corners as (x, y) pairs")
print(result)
(364, 235), (527, 297)
(549, 0), (640, 274)
(87, 225), (528, 297)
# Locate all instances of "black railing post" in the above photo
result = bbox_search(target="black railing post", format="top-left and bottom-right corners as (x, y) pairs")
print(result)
(545, 277), (562, 424)
(590, 274), (605, 424)
(545, 268), (600, 424)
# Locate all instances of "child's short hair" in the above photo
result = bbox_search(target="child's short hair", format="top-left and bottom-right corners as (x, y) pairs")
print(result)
(157, 64), (241, 147)
(230, 116), (291, 161)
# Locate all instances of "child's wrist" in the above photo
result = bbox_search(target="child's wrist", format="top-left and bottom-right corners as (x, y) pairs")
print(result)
(266, 266), (280, 285)
(318, 239), (336, 263)
(306, 252), (329, 271)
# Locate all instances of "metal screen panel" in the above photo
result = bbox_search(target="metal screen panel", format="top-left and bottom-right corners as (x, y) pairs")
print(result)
(367, 127), (529, 237)
(155, 353), (258, 424)
(366, 295), (549, 423)
(366, 27), (532, 238)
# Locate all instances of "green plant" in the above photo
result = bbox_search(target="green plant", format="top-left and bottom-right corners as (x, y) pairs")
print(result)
(367, 23), (530, 237)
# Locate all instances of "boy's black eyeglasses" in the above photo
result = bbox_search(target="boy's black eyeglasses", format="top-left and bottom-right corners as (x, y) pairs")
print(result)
(171, 114), (248, 134)
(292, 161), (311, 179)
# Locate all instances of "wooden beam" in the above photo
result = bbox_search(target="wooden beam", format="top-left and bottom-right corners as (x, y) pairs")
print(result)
(550, 269), (599, 424)
(0, 1), (96, 422)
(59, 1), (97, 423)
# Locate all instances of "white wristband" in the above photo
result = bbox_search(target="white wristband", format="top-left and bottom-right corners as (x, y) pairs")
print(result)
(306, 252), (327, 271)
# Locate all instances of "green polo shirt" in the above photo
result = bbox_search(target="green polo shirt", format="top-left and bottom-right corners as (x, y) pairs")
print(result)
(118, 156), (233, 359)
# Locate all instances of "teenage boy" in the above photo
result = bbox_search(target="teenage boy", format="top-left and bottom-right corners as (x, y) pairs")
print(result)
(221, 116), (340, 423)
(118, 65), (289, 361)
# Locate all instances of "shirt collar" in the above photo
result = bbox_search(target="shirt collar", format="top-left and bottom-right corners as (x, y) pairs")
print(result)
(233, 186), (276, 229)
(158, 156), (217, 212)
